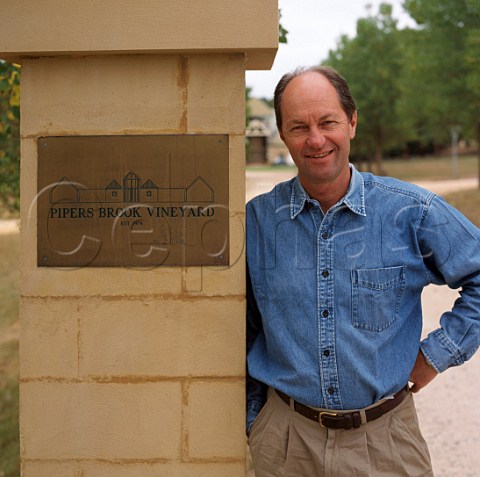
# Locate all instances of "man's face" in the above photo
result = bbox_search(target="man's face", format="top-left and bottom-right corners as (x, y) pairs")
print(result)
(280, 72), (357, 193)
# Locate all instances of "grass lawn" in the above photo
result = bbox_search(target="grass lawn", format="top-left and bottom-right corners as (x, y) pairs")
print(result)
(443, 188), (480, 228)
(0, 233), (20, 477)
(0, 342), (19, 477)
(378, 154), (478, 182)
(247, 154), (478, 183)
(0, 233), (20, 332)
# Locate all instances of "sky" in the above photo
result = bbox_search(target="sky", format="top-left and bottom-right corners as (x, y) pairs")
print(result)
(246, 0), (417, 98)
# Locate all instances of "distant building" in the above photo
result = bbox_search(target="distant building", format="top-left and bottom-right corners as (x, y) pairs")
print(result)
(246, 98), (292, 165)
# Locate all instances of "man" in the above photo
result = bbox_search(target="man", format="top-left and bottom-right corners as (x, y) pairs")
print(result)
(246, 66), (480, 477)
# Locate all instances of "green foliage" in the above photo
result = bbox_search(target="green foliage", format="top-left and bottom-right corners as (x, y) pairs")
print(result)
(279, 9), (289, 44)
(326, 3), (402, 170)
(401, 0), (480, 143)
(0, 61), (21, 215)
(404, 0), (479, 27)
(395, 27), (435, 144)
(322, 0), (480, 169)
(465, 28), (480, 94)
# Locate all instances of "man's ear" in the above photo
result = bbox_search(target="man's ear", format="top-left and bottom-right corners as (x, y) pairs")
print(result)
(349, 111), (358, 140)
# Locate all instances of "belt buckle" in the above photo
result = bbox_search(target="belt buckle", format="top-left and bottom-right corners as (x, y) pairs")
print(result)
(319, 411), (337, 428)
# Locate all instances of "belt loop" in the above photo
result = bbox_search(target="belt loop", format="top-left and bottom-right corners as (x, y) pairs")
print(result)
(352, 412), (362, 429)
(359, 410), (367, 424)
(289, 398), (295, 410)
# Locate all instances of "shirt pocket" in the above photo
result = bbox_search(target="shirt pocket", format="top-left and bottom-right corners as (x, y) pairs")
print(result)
(351, 266), (406, 332)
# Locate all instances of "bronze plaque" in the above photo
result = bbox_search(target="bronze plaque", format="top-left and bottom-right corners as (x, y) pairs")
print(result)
(37, 135), (229, 267)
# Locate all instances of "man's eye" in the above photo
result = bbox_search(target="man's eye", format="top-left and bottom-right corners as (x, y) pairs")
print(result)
(322, 121), (337, 127)
(292, 125), (307, 131)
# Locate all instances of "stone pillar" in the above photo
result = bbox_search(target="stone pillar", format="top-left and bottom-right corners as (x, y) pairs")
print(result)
(0, 2), (277, 476)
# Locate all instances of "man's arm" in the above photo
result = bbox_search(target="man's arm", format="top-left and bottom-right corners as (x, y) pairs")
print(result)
(416, 195), (480, 382)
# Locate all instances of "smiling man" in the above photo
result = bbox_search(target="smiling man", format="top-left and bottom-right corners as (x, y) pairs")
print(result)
(278, 70), (356, 211)
(246, 66), (480, 477)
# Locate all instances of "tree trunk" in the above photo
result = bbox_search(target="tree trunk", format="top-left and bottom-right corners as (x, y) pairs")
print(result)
(366, 156), (375, 173)
(373, 142), (387, 176)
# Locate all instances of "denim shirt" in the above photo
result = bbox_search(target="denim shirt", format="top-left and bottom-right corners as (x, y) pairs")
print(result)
(246, 166), (480, 431)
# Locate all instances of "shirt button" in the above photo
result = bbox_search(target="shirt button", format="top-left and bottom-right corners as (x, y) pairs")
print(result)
(323, 349), (330, 357)
(321, 232), (328, 240)
(322, 309), (329, 318)
(322, 270), (329, 278)
(328, 387), (335, 395)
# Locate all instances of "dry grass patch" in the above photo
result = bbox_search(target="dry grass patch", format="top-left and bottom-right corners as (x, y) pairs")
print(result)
(443, 188), (480, 228)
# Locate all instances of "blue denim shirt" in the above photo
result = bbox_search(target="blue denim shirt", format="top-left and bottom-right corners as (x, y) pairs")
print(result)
(246, 166), (480, 431)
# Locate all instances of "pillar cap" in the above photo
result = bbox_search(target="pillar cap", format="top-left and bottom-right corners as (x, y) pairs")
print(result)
(0, 0), (278, 70)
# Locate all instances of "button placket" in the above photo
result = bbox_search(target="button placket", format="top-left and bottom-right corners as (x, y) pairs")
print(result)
(318, 219), (341, 408)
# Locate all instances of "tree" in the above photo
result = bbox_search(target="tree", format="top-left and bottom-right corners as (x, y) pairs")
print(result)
(0, 60), (20, 214)
(403, 0), (480, 183)
(395, 27), (435, 154)
(325, 4), (402, 173)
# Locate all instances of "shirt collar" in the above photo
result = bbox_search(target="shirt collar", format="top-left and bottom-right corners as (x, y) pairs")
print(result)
(290, 165), (366, 219)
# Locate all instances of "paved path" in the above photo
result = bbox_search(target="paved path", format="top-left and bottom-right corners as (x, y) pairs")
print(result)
(411, 177), (478, 196)
(0, 219), (19, 235)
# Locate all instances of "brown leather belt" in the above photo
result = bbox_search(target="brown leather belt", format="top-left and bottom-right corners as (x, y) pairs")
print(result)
(275, 386), (409, 430)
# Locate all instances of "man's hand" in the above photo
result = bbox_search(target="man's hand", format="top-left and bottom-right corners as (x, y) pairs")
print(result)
(409, 351), (438, 393)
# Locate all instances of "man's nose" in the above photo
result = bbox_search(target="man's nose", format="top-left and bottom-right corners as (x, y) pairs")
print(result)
(306, 127), (326, 149)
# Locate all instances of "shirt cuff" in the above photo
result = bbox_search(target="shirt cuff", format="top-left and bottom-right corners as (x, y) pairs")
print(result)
(420, 328), (468, 373)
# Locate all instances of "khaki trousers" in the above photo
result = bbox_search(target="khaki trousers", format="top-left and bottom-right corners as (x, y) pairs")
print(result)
(248, 389), (433, 477)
